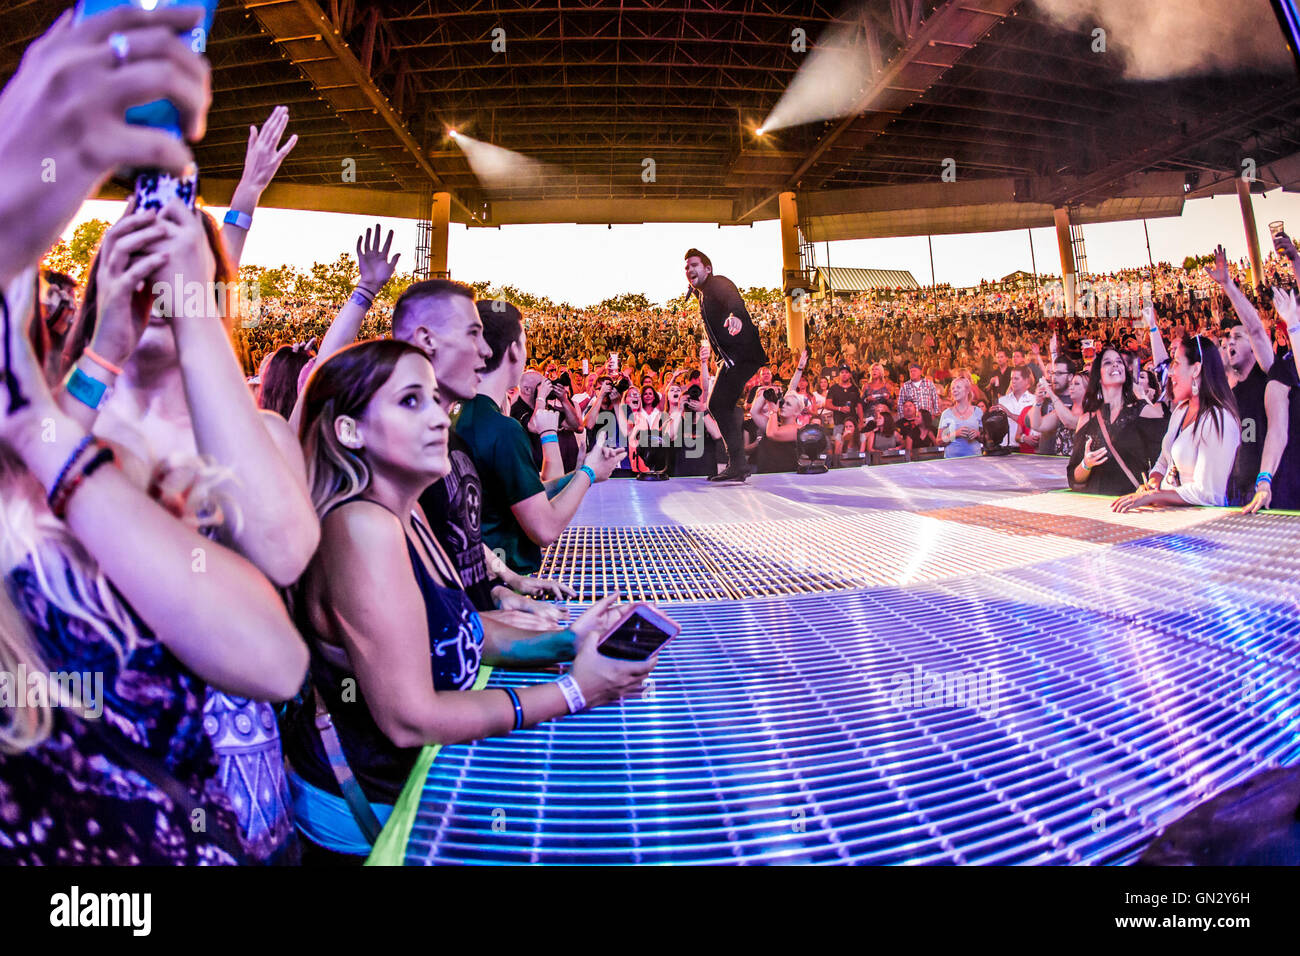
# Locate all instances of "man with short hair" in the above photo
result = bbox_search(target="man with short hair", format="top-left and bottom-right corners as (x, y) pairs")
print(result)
(897, 363), (939, 418)
(998, 365), (1038, 451)
(986, 349), (1013, 398)
(684, 248), (769, 481)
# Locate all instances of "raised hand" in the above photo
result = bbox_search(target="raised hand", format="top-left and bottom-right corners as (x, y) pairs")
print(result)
(356, 224), (400, 294)
(527, 405), (560, 435)
(1273, 230), (1299, 263)
(1203, 244), (1231, 287)
(724, 314), (742, 335)
(237, 105), (297, 196)
(90, 210), (170, 366)
(151, 199), (217, 323)
(0, 5), (211, 282)
(1272, 286), (1300, 331)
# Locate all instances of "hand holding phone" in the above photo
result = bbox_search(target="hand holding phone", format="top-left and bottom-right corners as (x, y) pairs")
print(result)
(566, 596), (660, 708)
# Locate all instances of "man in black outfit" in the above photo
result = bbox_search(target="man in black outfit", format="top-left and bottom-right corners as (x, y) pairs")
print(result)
(685, 248), (769, 481)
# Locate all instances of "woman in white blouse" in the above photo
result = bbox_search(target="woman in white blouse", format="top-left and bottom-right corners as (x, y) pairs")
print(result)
(1113, 334), (1240, 512)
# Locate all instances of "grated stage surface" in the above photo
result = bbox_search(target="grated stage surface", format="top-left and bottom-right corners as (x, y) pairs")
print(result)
(403, 458), (1300, 865)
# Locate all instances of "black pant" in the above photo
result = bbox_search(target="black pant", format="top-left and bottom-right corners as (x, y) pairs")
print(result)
(709, 360), (761, 469)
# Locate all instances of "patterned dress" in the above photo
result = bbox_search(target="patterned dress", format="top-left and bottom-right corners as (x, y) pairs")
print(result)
(0, 558), (244, 865)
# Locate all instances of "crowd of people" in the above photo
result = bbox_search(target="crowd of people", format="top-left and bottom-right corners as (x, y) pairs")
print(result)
(1, 6), (1299, 870)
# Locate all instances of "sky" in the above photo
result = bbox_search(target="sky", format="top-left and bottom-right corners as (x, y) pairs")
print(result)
(62, 187), (1300, 307)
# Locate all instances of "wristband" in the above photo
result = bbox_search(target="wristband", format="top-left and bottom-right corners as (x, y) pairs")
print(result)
(540, 432), (559, 446)
(82, 347), (123, 377)
(556, 673), (587, 714)
(349, 287), (375, 309)
(64, 367), (112, 411)
(1257, 471), (1274, 486)
(503, 687), (524, 731)
(48, 435), (95, 509)
(223, 209), (253, 231)
(579, 464), (596, 485)
(51, 447), (115, 520)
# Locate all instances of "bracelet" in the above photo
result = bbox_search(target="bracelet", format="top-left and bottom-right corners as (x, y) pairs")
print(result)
(503, 687), (524, 731)
(64, 366), (112, 411)
(579, 464), (596, 485)
(47, 435), (95, 509)
(540, 432), (559, 446)
(1257, 471), (1274, 486)
(556, 673), (587, 714)
(82, 347), (123, 377)
(349, 287), (376, 309)
(222, 209), (253, 231)
(50, 445), (114, 520)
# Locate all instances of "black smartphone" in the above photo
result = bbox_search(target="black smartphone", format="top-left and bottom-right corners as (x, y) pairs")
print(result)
(596, 604), (679, 661)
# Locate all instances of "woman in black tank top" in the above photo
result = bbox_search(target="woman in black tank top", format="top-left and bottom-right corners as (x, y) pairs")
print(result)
(284, 340), (663, 862)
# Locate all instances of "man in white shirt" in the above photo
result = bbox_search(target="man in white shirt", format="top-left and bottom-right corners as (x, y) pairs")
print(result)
(997, 366), (1038, 450)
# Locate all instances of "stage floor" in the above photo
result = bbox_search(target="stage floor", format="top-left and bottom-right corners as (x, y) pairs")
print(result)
(396, 457), (1300, 865)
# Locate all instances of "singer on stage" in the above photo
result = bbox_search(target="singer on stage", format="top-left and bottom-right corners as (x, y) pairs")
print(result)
(684, 248), (769, 481)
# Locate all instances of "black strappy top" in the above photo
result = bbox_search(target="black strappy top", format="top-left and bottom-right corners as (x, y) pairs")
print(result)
(282, 498), (484, 804)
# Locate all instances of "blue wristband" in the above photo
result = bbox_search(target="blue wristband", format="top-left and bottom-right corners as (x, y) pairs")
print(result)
(503, 687), (524, 731)
(540, 432), (559, 446)
(64, 366), (111, 411)
(579, 464), (596, 485)
(223, 209), (252, 230)
(1257, 471), (1273, 486)
(349, 287), (375, 309)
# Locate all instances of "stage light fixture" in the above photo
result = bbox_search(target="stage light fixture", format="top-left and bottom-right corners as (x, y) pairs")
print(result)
(796, 423), (830, 475)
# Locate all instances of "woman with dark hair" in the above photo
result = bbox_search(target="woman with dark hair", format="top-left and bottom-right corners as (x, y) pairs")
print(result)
(258, 341), (316, 419)
(284, 339), (660, 863)
(1113, 335), (1241, 512)
(1068, 347), (1167, 495)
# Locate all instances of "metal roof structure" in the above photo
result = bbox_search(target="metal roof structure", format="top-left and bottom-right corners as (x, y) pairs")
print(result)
(817, 266), (919, 291)
(4, 0), (1300, 235)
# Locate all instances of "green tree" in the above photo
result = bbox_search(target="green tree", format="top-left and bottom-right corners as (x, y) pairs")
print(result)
(42, 219), (110, 282)
(67, 219), (110, 281)
(42, 238), (78, 278)
(308, 252), (360, 303)
(742, 286), (782, 305)
(379, 271), (417, 303)
(597, 291), (650, 312)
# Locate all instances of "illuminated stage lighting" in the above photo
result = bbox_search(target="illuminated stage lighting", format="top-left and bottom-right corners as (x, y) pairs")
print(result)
(374, 457), (1300, 865)
(448, 130), (548, 189)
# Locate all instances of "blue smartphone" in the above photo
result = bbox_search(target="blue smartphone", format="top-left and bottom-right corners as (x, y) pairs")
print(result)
(75, 0), (219, 139)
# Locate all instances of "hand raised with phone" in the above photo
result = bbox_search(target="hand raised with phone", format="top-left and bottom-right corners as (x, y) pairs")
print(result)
(0, 5), (212, 284)
(90, 210), (172, 366)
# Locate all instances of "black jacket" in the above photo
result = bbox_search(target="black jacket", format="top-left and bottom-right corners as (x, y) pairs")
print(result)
(692, 274), (768, 369)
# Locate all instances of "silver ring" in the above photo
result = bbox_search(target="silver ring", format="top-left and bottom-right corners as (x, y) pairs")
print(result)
(108, 32), (129, 68)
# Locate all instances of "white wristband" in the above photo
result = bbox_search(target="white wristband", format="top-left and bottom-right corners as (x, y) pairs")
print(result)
(556, 673), (587, 714)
